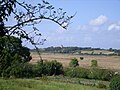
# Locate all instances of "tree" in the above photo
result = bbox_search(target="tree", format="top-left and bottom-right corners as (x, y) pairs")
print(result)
(0, 0), (74, 77)
(0, 0), (74, 59)
(0, 36), (31, 62)
(0, 36), (32, 77)
(0, 0), (74, 40)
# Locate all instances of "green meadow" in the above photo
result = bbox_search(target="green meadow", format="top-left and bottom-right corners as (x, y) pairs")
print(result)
(0, 78), (108, 90)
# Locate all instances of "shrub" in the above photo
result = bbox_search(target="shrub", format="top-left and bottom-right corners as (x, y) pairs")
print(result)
(64, 67), (114, 81)
(101, 70), (114, 81)
(64, 68), (76, 78)
(110, 75), (120, 90)
(88, 68), (100, 79)
(96, 82), (107, 88)
(4, 63), (35, 78)
(32, 61), (43, 77)
(69, 58), (79, 67)
(1, 63), (33, 78)
(88, 68), (114, 81)
(64, 67), (88, 78)
(35, 60), (63, 76)
(19, 63), (35, 78)
(50, 60), (63, 75)
(1, 59), (63, 78)
(43, 60), (63, 75)
(91, 60), (98, 67)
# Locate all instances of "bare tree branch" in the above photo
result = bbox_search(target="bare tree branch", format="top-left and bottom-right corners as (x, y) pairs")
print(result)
(0, 0), (74, 61)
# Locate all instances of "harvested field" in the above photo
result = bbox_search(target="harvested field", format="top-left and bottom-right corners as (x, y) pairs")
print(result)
(30, 52), (120, 71)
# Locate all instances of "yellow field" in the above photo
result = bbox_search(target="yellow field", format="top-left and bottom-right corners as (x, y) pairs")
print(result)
(30, 52), (120, 71)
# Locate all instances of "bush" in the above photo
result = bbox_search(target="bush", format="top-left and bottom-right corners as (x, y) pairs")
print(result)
(110, 75), (120, 90)
(91, 60), (98, 67)
(88, 68), (101, 80)
(33, 61), (43, 77)
(96, 82), (107, 88)
(20, 63), (35, 78)
(64, 67), (89, 78)
(9, 54), (32, 78)
(101, 70), (114, 81)
(43, 60), (63, 75)
(64, 67), (114, 81)
(1, 59), (63, 78)
(69, 58), (79, 67)
(2, 63), (35, 78)
(0, 53), (33, 78)
(88, 68), (114, 81)
(35, 60), (63, 76)
(7, 60), (63, 78)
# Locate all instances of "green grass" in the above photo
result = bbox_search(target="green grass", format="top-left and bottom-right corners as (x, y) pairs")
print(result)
(0, 78), (108, 90)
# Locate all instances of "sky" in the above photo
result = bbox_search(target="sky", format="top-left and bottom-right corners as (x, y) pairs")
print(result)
(18, 0), (120, 49)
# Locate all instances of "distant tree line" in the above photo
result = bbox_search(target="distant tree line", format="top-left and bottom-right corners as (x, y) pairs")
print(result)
(31, 47), (120, 56)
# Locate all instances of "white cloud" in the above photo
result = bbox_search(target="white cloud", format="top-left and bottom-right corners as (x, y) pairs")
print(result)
(89, 15), (108, 26)
(77, 15), (108, 32)
(108, 22), (120, 31)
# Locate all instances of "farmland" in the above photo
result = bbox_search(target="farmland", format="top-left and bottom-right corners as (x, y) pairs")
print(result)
(30, 52), (120, 71)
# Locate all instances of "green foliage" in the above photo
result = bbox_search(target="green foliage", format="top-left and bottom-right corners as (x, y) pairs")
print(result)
(0, 59), (63, 78)
(101, 70), (114, 81)
(88, 68), (102, 80)
(64, 67), (89, 78)
(109, 75), (120, 90)
(33, 61), (43, 77)
(0, 0), (72, 79)
(0, 36), (31, 78)
(64, 67), (114, 81)
(88, 68), (114, 81)
(0, 36), (31, 62)
(19, 63), (35, 78)
(2, 63), (35, 78)
(43, 60), (63, 75)
(4, 54), (23, 78)
(69, 58), (79, 67)
(0, 0), (73, 78)
(33, 60), (63, 77)
(96, 82), (107, 88)
(91, 60), (98, 67)
(0, 53), (22, 78)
